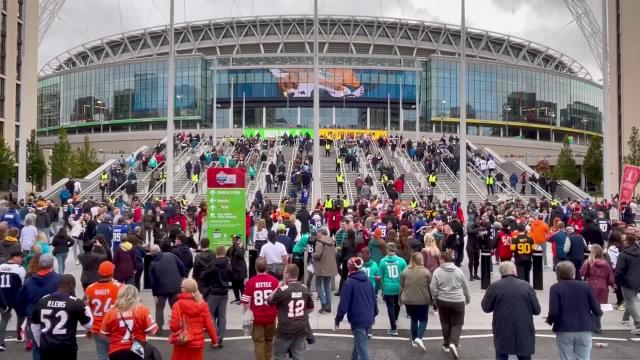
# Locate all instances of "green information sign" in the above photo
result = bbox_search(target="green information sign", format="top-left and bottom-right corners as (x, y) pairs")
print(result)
(206, 168), (246, 249)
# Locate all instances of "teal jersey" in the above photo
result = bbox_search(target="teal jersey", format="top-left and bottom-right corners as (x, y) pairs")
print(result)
(335, 230), (347, 251)
(292, 233), (310, 255)
(362, 260), (380, 291)
(378, 255), (407, 295)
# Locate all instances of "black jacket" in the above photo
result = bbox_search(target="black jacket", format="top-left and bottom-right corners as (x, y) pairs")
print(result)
(481, 275), (541, 356)
(615, 242), (640, 290)
(149, 252), (186, 296)
(79, 251), (107, 286)
(193, 250), (216, 297)
(51, 234), (75, 256)
(227, 244), (247, 281)
(546, 280), (602, 333)
(171, 243), (193, 274)
(202, 257), (233, 296)
(582, 223), (604, 247)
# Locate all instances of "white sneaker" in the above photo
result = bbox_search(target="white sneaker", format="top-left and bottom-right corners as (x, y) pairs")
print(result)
(442, 345), (450, 353)
(431, 309), (438, 315)
(411, 340), (418, 348)
(631, 328), (640, 335)
(621, 320), (630, 326)
(449, 344), (459, 359)
(414, 338), (426, 351)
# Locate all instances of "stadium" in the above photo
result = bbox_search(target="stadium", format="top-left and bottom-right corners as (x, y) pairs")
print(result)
(36, 15), (602, 161)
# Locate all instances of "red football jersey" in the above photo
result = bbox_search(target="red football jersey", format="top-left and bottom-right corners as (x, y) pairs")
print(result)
(241, 273), (279, 326)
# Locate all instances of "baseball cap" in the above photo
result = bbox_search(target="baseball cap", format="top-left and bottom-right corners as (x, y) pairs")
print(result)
(98, 261), (115, 277)
(39, 253), (55, 269)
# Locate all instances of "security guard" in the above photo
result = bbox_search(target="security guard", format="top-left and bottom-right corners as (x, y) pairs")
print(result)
(191, 172), (199, 193)
(99, 171), (109, 200)
(342, 195), (350, 211)
(336, 173), (345, 194)
(381, 173), (389, 186)
(180, 195), (189, 208)
(324, 195), (333, 210)
(410, 198), (418, 209)
(486, 172), (495, 195)
(335, 156), (342, 173)
(325, 141), (331, 157)
(108, 196), (116, 206)
(160, 170), (167, 193)
(428, 171), (437, 188)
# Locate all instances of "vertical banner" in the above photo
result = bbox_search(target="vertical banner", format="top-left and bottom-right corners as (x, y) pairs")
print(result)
(207, 167), (246, 249)
(619, 164), (640, 209)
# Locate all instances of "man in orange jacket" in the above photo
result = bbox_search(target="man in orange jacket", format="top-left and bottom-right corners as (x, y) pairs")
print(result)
(530, 214), (550, 267)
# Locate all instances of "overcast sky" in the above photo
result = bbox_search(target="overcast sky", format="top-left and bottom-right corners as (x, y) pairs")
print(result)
(39, 0), (604, 80)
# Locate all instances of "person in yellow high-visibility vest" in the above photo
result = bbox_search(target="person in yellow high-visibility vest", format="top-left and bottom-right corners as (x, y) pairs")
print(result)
(324, 195), (333, 210)
(410, 198), (418, 209)
(336, 173), (345, 194)
(335, 156), (342, 173)
(160, 171), (167, 193)
(191, 173), (199, 193)
(428, 171), (437, 188)
(325, 141), (331, 157)
(486, 172), (495, 196)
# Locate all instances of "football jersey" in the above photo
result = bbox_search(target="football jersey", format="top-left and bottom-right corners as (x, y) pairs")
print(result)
(84, 280), (123, 333)
(361, 260), (380, 291)
(111, 225), (127, 251)
(100, 305), (157, 355)
(371, 223), (387, 238)
(0, 263), (25, 309)
(268, 282), (313, 339)
(510, 233), (534, 262)
(597, 219), (611, 239)
(31, 292), (92, 349)
(241, 273), (279, 326)
(379, 255), (407, 296)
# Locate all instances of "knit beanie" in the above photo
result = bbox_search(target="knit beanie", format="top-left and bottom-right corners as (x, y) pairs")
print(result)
(347, 257), (364, 274)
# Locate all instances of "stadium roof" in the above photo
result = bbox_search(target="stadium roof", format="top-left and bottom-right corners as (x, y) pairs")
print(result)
(39, 15), (593, 80)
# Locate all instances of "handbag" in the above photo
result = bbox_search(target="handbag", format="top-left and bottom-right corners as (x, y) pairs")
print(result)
(169, 303), (192, 345)
(120, 310), (163, 360)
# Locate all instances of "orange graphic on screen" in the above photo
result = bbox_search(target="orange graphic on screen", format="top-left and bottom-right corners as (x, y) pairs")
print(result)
(270, 68), (364, 98)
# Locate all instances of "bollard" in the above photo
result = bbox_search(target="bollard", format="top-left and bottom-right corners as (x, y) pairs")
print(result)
(532, 249), (543, 290)
(249, 249), (259, 278)
(481, 251), (492, 290)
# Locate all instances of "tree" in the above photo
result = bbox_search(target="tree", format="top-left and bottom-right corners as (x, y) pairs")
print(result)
(535, 159), (551, 177)
(49, 128), (72, 182)
(70, 135), (100, 178)
(583, 136), (603, 189)
(622, 126), (640, 166)
(553, 136), (580, 184)
(0, 139), (15, 186)
(26, 130), (47, 191)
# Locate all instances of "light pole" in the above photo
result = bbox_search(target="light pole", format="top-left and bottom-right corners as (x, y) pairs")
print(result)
(229, 77), (235, 130)
(212, 58), (218, 144)
(312, 0), (321, 202)
(242, 92), (246, 133)
(601, 0), (612, 199)
(441, 99), (447, 133)
(399, 80), (404, 135)
(415, 68), (420, 141)
(387, 93), (391, 132)
(165, 0), (176, 197)
(459, 0), (468, 217)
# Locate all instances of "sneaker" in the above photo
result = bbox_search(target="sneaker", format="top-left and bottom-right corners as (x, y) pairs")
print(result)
(631, 328), (640, 336)
(367, 333), (373, 339)
(411, 340), (418, 348)
(386, 329), (398, 336)
(621, 320), (630, 326)
(0, 343), (6, 351)
(473, 275), (481, 280)
(431, 309), (438, 315)
(469, 277), (474, 282)
(449, 344), (459, 359)
(414, 338), (426, 351)
(616, 304), (626, 311)
(442, 345), (450, 353)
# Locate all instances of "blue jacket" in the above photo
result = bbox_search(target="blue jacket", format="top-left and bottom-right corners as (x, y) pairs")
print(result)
(15, 270), (62, 317)
(335, 271), (377, 329)
(546, 280), (602, 333)
(1, 210), (22, 229)
(549, 230), (568, 260)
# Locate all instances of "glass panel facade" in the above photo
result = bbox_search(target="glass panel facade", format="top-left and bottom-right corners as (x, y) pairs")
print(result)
(37, 55), (603, 142)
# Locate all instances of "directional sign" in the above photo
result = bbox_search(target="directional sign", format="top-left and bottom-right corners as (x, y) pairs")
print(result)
(207, 167), (246, 249)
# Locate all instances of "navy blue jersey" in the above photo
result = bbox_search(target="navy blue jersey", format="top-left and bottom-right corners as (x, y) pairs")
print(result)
(0, 263), (25, 309)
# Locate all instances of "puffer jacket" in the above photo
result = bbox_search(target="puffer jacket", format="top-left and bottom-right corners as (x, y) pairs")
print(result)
(169, 293), (218, 348)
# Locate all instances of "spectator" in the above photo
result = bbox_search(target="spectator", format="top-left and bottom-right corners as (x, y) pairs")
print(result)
(113, 237), (136, 285)
(78, 241), (107, 290)
(149, 243), (186, 330)
(193, 238), (215, 300)
(565, 226), (587, 280)
(172, 234), (194, 277)
(202, 245), (233, 348)
(430, 250), (470, 359)
(580, 244), (616, 333)
(0, 227), (21, 263)
(615, 232), (640, 335)
(259, 231), (288, 280)
(51, 227), (75, 274)
(227, 234), (247, 304)
(335, 257), (377, 359)
(481, 261), (541, 360)
(546, 261), (602, 359)
(400, 252), (432, 351)
(169, 279), (218, 360)
(0, 250), (25, 351)
(379, 243), (408, 336)
(314, 227), (338, 314)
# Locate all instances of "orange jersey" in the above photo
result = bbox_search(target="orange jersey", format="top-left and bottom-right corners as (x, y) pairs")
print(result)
(85, 280), (124, 333)
(100, 305), (157, 355)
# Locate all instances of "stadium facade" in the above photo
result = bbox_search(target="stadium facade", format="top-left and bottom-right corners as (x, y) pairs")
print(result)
(37, 15), (602, 152)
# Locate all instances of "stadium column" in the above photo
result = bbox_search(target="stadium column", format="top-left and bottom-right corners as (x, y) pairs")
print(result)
(601, 0), (613, 199)
(166, 0), (176, 198)
(399, 81), (404, 134)
(459, 0), (468, 217)
(415, 67), (420, 141)
(312, 0), (322, 202)
(229, 77), (235, 130)
(213, 59), (218, 144)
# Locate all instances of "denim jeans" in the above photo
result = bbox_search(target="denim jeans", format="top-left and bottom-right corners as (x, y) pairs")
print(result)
(315, 276), (332, 308)
(409, 308), (428, 340)
(556, 331), (592, 360)
(94, 335), (110, 360)
(621, 287), (640, 328)
(55, 252), (68, 274)
(351, 327), (369, 360)
(496, 355), (531, 360)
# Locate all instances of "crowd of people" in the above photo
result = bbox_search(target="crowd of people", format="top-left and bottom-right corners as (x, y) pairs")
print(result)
(0, 131), (639, 360)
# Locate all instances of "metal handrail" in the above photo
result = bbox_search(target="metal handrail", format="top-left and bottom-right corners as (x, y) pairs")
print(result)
(357, 146), (381, 199)
(466, 149), (525, 202)
(244, 140), (267, 205)
(373, 141), (418, 202)
(437, 145), (486, 200)
(175, 140), (228, 198)
(248, 138), (282, 206)
(278, 139), (299, 207)
(181, 144), (240, 202)
(399, 148), (447, 202)
(335, 145), (354, 205)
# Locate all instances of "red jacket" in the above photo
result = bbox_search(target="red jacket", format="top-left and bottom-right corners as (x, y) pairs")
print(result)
(394, 179), (404, 193)
(496, 230), (513, 260)
(168, 214), (187, 232)
(567, 217), (584, 234)
(327, 210), (342, 232)
(169, 293), (218, 348)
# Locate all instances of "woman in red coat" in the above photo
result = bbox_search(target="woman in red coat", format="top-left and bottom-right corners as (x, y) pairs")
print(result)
(394, 176), (405, 194)
(580, 244), (615, 332)
(170, 279), (218, 360)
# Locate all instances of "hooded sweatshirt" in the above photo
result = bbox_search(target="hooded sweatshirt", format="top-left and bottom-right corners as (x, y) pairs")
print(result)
(615, 242), (640, 290)
(430, 262), (470, 303)
(193, 250), (216, 296)
(335, 271), (377, 329)
(202, 257), (233, 296)
(0, 236), (21, 263)
(16, 270), (62, 316)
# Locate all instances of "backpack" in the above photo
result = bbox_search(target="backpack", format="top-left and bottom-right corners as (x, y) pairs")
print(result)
(60, 189), (71, 202)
